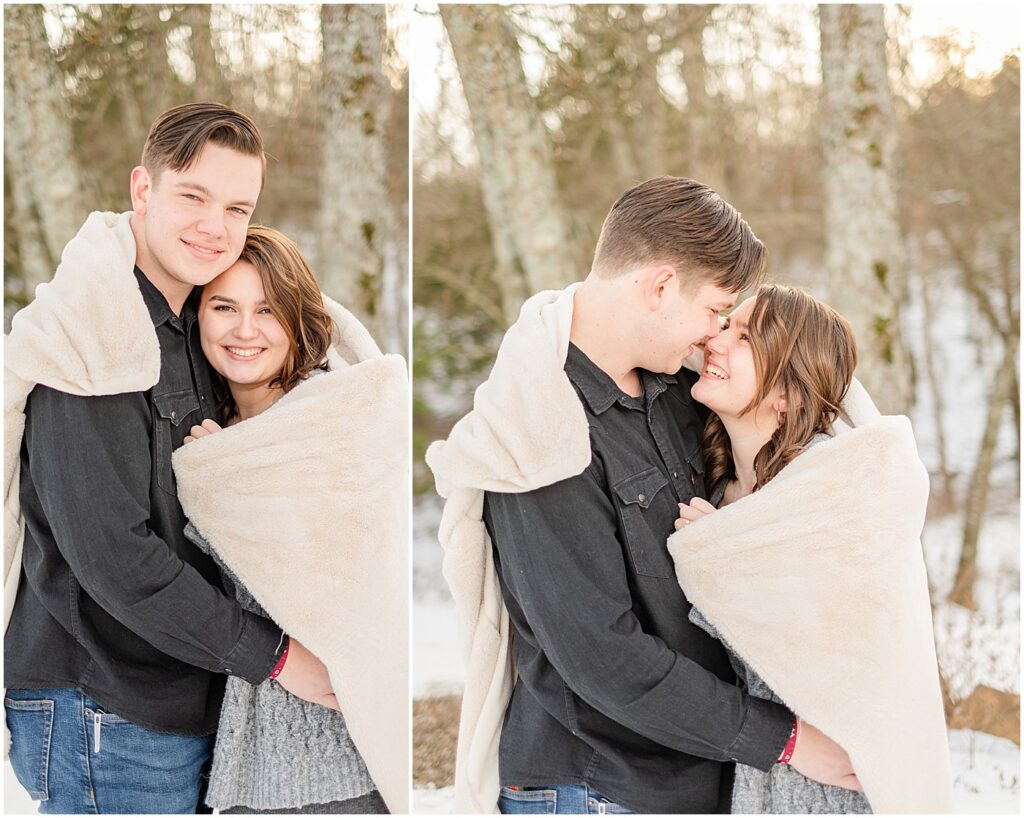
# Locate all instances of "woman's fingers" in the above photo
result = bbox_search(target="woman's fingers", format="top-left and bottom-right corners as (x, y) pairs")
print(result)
(688, 497), (717, 515)
(185, 419), (224, 441)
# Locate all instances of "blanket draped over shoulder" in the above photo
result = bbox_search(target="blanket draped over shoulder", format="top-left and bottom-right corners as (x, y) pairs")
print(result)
(667, 381), (953, 812)
(425, 285), (590, 813)
(427, 284), (952, 814)
(3, 212), (410, 814)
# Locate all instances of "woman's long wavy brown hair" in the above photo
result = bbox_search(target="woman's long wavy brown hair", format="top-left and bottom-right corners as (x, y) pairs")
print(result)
(703, 283), (857, 495)
(213, 225), (333, 423)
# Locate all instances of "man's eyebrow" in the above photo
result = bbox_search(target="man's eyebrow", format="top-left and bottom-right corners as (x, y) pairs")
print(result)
(174, 182), (256, 209)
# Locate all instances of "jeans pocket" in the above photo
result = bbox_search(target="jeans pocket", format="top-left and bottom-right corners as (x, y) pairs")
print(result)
(499, 786), (558, 814)
(4, 697), (54, 801)
(586, 789), (633, 814)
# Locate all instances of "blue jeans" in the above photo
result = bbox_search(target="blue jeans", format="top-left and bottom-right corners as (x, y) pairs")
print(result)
(5, 688), (213, 814)
(499, 784), (633, 814)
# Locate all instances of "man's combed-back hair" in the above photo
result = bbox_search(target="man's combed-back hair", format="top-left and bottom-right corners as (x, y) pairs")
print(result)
(141, 102), (266, 184)
(592, 176), (767, 293)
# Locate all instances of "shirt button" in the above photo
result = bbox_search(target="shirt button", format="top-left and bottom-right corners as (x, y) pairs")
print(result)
(170, 411), (177, 421)
(224, 667), (232, 675)
(673, 471), (679, 478)
(637, 493), (646, 502)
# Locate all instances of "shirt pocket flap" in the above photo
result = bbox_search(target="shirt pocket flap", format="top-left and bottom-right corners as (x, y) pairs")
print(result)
(153, 389), (201, 428)
(611, 467), (669, 510)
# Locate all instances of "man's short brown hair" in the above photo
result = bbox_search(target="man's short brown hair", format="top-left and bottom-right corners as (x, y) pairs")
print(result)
(591, 176), (767, 293)
(141, 102), (266, 186)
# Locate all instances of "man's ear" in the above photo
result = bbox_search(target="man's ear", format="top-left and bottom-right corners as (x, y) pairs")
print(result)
(642, 264), (677, 311)
(130, 165), (152, 216)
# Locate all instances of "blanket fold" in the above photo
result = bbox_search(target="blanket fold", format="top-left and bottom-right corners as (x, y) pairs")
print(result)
(4, 211), (410, 814)
(173, 298), (410, 814)
(429, 286), (952, 814)
(4, 211), (158, 624)
(667, 386), (953, 812)
(425, 284), (590, 813)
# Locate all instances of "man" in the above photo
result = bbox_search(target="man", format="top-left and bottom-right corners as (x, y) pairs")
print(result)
(483, 177), (858, 813)
(5, 103), (334, 813)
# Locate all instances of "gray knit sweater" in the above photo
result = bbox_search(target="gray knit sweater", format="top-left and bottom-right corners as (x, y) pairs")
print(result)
(692, 433), (872, 814)
(185, 522), (377, 811)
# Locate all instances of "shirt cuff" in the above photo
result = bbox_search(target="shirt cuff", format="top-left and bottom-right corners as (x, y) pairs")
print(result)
(216, 612), (284, 684)
(724, 696), (795, 771)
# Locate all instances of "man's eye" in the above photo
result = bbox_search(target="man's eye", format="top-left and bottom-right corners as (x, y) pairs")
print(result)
(230, 208), (249, 216)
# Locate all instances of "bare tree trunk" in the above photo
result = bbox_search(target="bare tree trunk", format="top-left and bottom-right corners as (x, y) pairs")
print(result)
(442, 4), (578, 324)
(819, 4), (913, 414)
(915, 264), (954, 503)
(679, 6), (725, 193)
(4, 3), (84, 299)
(318, 4), (401, 353)
(950, 335), (1017, 609)
(186, 4), (223, 102)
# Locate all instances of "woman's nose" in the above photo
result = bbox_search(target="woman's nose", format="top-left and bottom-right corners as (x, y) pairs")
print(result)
(233, 314), (259, 340)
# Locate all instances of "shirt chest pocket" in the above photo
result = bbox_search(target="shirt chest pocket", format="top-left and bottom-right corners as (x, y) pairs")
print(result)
(152, 389), (201, 495)
(611, 466), (676, 579)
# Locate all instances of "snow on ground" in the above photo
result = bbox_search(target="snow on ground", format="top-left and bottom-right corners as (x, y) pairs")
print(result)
(413, 783), (456, 814)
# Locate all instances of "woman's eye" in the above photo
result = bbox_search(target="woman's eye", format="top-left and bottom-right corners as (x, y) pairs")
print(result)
(258, 308), (273, 315)
(213, 305), (234, 312)
(739, 333), (749, 342)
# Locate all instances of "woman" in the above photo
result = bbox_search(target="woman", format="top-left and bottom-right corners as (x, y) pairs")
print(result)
(670, 283), (951, 812)
(182, 226), (389, 814)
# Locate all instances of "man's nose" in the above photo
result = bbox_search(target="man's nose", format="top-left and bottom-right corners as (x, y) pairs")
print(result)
(195, 207), (226, 238)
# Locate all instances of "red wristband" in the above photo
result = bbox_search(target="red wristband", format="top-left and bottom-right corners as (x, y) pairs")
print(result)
(778, 716), (799, 764)
(268, 638), (290, 680)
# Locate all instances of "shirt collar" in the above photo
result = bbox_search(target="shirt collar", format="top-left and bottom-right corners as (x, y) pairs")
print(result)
(133, 266), (198, 330)
(565, 343), (674, 415)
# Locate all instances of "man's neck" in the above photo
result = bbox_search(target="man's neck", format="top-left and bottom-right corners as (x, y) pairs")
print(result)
(569, 284), (643, 397)
(130, 212), (191, 315)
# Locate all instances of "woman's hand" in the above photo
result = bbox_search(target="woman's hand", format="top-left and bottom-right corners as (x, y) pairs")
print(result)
(674, 497), (717, 530)
(183, 418), (223, 444)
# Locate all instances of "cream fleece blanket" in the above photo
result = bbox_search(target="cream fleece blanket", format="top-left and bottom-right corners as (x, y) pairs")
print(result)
(172, 301), (410, 814)
(668, 381), (953, 812)
(4, 211), (159, 626)
(4, 211), (410, 813)
(425, 284), (590, 813)
(428, 285), (951, 813)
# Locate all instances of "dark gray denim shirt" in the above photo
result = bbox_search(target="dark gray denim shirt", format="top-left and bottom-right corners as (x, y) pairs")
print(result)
(5, 266), (283, 736)
(483, 343), (794, 814)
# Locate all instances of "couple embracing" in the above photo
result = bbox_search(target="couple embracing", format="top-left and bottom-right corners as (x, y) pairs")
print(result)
(5, 103), (408, 814)
(428, 177), (954, 814)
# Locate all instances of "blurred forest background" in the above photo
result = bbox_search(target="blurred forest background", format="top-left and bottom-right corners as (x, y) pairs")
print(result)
(4, 3), (409, 355)
(412, 3), (1020, 812)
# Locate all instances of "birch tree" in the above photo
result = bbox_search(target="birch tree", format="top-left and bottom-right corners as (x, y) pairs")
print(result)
(442, 4), (578, 324)
(318, 3), (403, 354)
(819, 4), (912, 414)
(4, 3), (84, 301)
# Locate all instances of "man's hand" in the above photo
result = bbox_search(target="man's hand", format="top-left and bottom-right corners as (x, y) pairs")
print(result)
(789, 719), (862, 791)
(183, 418), (223, 444)
(674, 497), (717, 530)
(274, 637), (340, 711)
